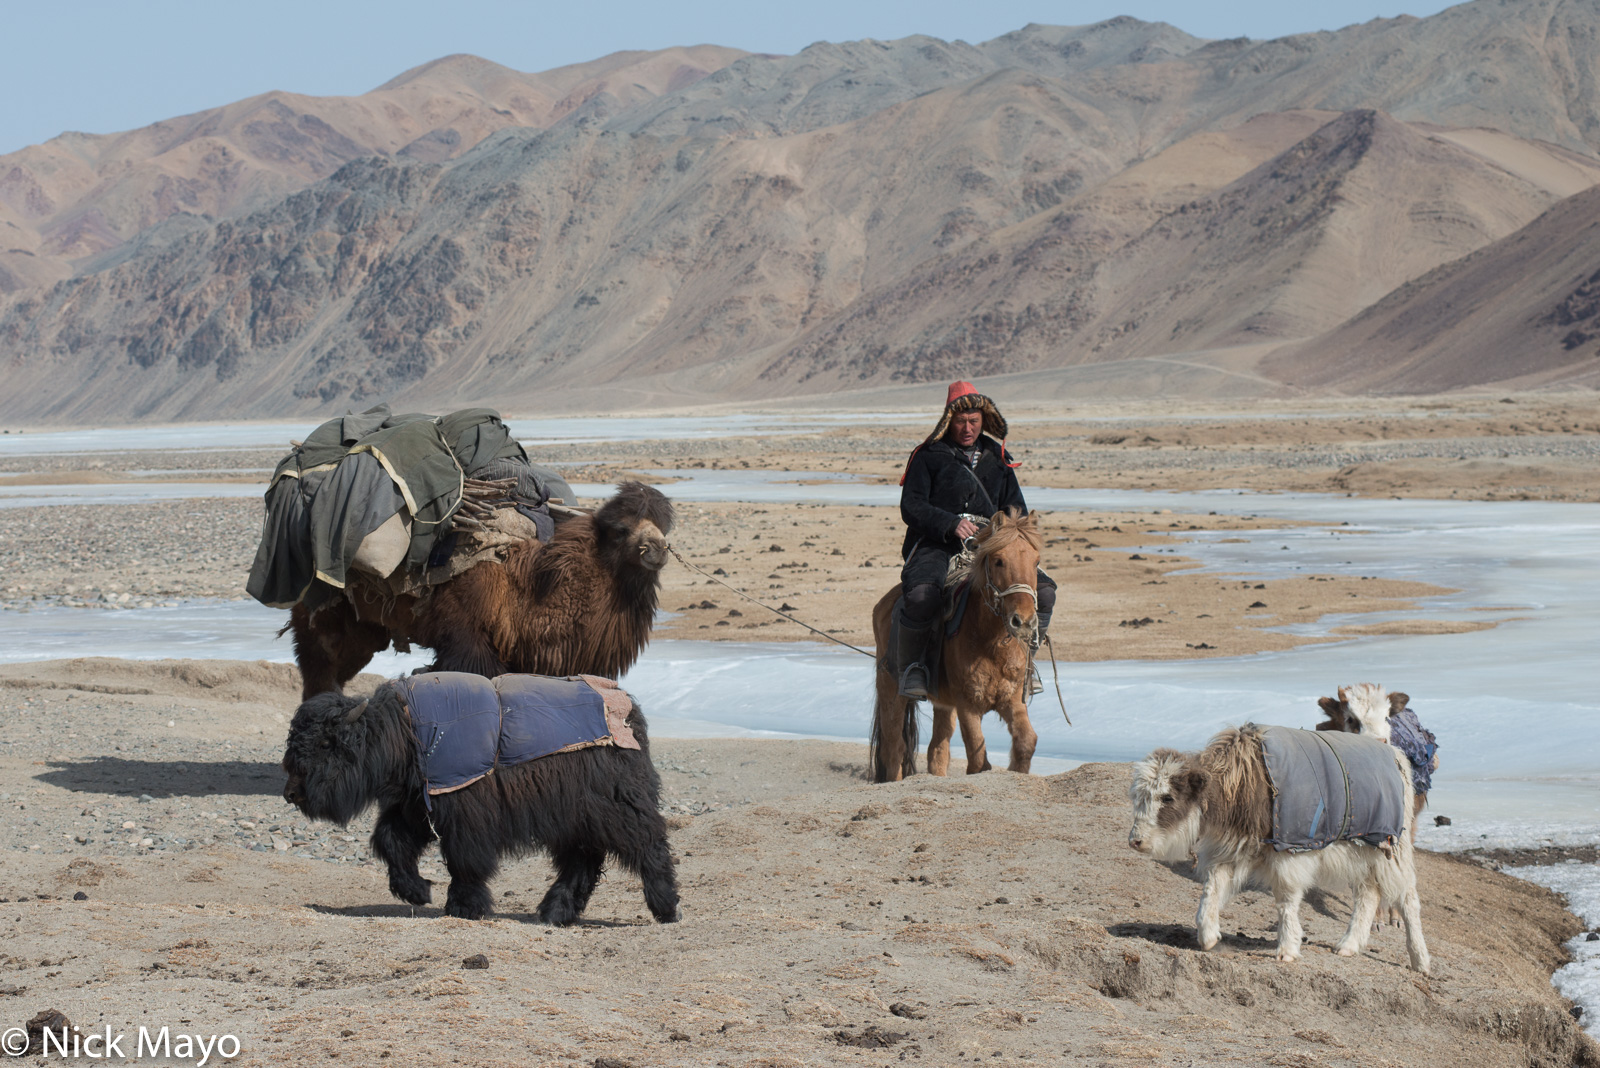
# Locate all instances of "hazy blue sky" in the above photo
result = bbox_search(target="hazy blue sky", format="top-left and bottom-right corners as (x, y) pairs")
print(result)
(4, 0), (1461, 155)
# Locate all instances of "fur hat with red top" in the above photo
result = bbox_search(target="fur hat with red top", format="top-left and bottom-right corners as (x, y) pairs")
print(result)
(900, 380), (1017, 484)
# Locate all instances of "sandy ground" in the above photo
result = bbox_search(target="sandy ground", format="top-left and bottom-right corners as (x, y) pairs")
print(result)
(1, 394), (1598, 1063)
(0, 659), (1594, 1067)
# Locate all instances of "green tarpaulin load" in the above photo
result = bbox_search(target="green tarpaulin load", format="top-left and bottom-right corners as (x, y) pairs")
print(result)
(246, 405), (574, 610)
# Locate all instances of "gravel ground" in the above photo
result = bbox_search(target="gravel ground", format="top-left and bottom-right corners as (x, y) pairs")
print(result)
(0, 500), (260, 611)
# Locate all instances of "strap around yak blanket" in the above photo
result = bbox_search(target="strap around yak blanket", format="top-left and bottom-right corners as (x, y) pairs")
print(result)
(1260, 726), (1407, 853)
(393, 672), (640, 800)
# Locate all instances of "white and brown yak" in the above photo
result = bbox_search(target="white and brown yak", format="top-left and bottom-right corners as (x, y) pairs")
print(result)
(1128, 723), (1430, 973)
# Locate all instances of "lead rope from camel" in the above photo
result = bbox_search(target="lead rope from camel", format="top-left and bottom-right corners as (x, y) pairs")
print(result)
(669, 542), (1075, 732)
(667, 546), (878, 659)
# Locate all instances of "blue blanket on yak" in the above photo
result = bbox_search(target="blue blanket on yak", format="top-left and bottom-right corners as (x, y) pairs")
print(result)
(1260, 726), (1407, 853)
(390, 672), (638, 799)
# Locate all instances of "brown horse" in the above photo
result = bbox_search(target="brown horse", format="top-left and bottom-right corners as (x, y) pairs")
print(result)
(869, 509), (1043, 782)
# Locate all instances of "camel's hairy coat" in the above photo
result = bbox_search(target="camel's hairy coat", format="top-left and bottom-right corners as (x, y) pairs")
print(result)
(289, 482), (672, 697)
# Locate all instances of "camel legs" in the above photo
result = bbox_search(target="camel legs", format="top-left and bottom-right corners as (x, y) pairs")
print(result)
(926, 703), (956, 776)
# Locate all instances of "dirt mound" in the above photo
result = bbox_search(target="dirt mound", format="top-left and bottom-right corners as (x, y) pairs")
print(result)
(0, 724), (1592, 1065)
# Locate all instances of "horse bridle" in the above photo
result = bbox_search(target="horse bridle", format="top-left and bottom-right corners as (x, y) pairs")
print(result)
(979, 554), (1039, 645)
(964, 515), (1039, 634)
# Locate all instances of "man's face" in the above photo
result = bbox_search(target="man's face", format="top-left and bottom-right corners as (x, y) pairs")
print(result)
(949, 410), (983, 447)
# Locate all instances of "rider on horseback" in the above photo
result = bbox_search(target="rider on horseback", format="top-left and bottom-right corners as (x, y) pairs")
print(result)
(896, 381), (1056, 699)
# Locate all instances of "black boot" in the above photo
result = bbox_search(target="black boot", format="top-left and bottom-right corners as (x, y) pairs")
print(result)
(895, 618), (934, 700)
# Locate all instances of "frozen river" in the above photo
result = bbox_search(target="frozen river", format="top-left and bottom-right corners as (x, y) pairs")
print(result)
(0, 413), (916, 458)
(3, 471), (1595, 845)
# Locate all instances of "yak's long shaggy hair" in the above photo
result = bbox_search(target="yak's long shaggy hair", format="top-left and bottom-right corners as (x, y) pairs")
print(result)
(280, 682), (679, 925)
(413, 480), (674, 680)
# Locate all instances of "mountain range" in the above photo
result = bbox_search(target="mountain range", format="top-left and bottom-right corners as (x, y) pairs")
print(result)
(3, 0), (1600, 422)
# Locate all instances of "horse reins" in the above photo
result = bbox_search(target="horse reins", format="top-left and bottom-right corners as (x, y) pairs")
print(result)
(976, 547), (1072, 727)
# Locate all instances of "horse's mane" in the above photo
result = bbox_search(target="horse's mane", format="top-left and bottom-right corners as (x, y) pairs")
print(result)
(971, 509), (1041, 573)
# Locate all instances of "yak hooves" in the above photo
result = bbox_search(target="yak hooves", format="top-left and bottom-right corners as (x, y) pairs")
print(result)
(389, 875), (432, 907)
(445, 900), (492, 921)
(444, 885), (493, 920)
(536, 905), (579, 928)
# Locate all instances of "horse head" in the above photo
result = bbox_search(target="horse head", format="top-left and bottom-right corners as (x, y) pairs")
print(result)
(975, 509), (1042, 644)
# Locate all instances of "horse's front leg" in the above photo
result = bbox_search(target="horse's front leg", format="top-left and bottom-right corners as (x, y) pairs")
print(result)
(999, 688), (1038, 773)
(954, 704), (992, 774)
(926, 703), (956, 776)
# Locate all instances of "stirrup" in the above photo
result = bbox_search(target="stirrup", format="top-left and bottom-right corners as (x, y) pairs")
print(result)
(1027, 663), (1044, 697)
(899, 663), (931, 700)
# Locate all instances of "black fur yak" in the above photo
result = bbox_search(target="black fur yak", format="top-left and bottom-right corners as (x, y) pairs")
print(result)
(280, 684), (679, 925)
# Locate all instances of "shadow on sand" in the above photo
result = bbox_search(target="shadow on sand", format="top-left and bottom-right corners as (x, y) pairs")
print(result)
(304, 902), (650, 928)
(35, 757), (285, 798)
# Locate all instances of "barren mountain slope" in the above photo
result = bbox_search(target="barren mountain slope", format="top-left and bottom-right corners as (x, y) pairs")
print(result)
(4, 99), (1597, 422)
(625, 1), (1600, 154)
(0, 46), (745, 292)
(757, 109), (1600, 389)
(1266, 182), (1600, 392)
(7, 0), (1600, 420)
(0, 69), (1166, 421)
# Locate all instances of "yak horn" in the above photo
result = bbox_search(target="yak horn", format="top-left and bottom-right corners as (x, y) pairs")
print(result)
(344, 699), (369, 723)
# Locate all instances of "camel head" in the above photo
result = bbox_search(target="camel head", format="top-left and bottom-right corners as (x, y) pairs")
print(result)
(595, 481), (674, 573)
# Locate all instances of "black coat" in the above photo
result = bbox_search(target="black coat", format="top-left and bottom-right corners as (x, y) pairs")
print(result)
(899, 437), (1026, 559)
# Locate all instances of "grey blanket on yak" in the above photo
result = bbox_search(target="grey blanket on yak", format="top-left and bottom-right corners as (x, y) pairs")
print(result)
(390, 672), (641, 800)
(1260, 726), (1407, 852)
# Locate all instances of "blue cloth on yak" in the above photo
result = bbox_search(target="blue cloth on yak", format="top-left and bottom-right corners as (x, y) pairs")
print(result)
(1387, 707), (1438, 794)
(392, 672), (613, 799)
(1260, 726), (1407, 853)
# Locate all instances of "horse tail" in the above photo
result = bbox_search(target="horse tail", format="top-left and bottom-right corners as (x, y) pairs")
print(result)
(869, 683), (890, 783)
(868, 688), (921, 783)
(898, 699), (919, 780)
